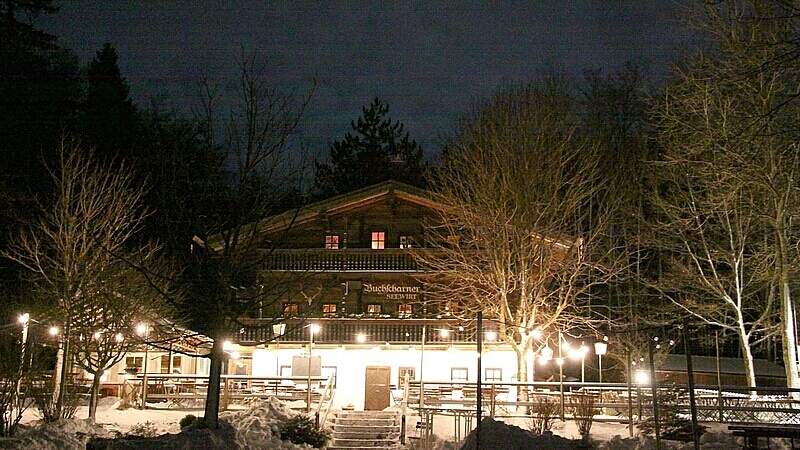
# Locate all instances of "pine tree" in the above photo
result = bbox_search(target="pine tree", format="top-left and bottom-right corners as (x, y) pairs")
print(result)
(313, 98), (425, 197)
(80, 43), (138, 162)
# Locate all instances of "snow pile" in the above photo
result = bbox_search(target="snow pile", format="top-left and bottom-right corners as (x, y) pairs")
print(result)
(84, 397), (317, 450)
(2, 418), (115, 450)
(459, 417), (579, 450)
(219, 397), (314, 450)
(598, 432), (744, 450)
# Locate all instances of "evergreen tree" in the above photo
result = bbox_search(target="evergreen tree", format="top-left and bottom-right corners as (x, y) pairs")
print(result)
(313, 98), (425, 197)
(80, 43), (138, 162)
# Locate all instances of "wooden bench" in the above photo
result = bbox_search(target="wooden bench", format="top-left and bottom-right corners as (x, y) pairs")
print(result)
(729, 424), (800, 449)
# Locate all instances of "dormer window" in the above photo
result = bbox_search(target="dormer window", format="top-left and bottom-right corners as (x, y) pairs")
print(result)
(325, 235), (340, 249)
(371, 231), (385, 250)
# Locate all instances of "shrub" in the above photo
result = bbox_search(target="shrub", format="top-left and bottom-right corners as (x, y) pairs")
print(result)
(128, 420), (158, 437)
(528, 395), (558, 434)
(570, 394), (598, 438)
(279, 415), (330, 448)
(179, 414), (198, 428)
(638, 385), (706, 441)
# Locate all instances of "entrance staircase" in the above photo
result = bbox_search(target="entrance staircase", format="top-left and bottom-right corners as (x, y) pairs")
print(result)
(328, 410), (401, 450)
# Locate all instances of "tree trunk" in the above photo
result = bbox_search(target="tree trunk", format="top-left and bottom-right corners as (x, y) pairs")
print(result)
(737, 331), (757, 394)
(515, 347), (528, 411)
(203, 338), (224, 428)
(777, 229), (800, 396)
(88, 369), (103, 421)
(51, 341), (64, 409)
(55, 330), (72, 418)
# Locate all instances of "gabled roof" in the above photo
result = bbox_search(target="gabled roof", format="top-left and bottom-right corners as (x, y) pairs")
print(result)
(202, 180), (441, 251)
(254, 180), (441, 236)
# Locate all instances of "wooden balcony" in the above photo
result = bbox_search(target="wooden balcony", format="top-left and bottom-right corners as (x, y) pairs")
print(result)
(262, 249), (419, 272)
(237, 318), (473, 345)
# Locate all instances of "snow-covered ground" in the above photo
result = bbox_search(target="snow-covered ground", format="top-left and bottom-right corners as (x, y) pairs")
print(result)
(1, 395), (771, 450)
(6, 396), (319, 450)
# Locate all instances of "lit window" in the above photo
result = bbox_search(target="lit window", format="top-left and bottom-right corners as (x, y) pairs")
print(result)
(322, 303), (337, 316)
(400, 235), (413, 249)
(125, 356), (143, 372)
(397, 303), (413, 317)
(371, 231), (385, 249)
(160, 355), (182, 374)
(283, 303), (300, 316)
(325, 235), (339, 249)
(398, 367), (416, 385)
(366, 304), (382, 315)
(451, 367), (468, 381)
(485, 368), (502, 382)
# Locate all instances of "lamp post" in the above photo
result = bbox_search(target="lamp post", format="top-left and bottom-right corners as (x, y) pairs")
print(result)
(15, 313), (30, 410)
(273, 323), (286, 377)
(135, 322), (149, 408)
(307, 323), (320, 413)
(594, 339), (608, 395)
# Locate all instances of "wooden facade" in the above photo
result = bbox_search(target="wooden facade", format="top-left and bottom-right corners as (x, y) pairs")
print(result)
(240, 181), (460, 343)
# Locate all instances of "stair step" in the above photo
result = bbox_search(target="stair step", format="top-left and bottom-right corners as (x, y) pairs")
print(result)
(333, 431), (400, 439)
(328, 447), (398, 450)
(336, 411), (398, 418)
(334, 418), (397, 426)
(331, 439), (398, 447)
(333, 424), (399, 430)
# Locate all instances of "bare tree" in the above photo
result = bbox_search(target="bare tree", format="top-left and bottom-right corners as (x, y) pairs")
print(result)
(660, 0), (800, 390)
(415, 81), (625, 400)
(185, 50), (314, 428)
(4, 137), (153, 418)
(649, 164), (776, 389)
(71, 244), (170, 420)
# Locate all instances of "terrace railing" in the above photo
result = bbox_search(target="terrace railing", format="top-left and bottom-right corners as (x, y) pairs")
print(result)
(402, 380), (800, 431)
(124, 373), (331, 411)
(263, 249), (419, 272)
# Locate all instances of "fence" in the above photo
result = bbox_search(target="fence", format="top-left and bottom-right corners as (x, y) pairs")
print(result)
(402, 380), (800, 441)
(118, 374), (331, 411)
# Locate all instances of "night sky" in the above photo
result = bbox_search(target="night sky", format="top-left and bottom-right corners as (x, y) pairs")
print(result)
(41, 1), (693, 157)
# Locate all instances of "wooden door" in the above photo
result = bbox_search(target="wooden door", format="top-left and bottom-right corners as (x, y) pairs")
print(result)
(364, 366), (391, 410)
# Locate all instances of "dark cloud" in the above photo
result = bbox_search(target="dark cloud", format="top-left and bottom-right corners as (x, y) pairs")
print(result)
(40, 1), (692, 157)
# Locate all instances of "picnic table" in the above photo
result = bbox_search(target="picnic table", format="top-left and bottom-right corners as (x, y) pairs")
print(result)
(729, 423), (800, 449)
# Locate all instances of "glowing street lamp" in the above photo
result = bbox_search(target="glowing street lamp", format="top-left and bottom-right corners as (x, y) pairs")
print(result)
(134, 322), (150, 408)
(594, 339), (608, 385)
(532, 328), (543, 340)
(135, 323), (149, 337)
(355, 333), (367, 344)
(17, 313), (29, 325)
(115, 333), (124, 343)
(485, 331), (497, 342)
(635, 369), (650, 386)
(439, 328), (450, 339)
(306, 323), (320, 413)
(48, 326), (60, 337)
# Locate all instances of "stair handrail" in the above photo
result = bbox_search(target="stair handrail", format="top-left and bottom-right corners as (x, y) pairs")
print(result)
(315, 374), (336, 429)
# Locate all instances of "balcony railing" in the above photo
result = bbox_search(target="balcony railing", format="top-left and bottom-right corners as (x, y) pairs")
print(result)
(262, 249), (419, 272)
(237, 318), (471, 345)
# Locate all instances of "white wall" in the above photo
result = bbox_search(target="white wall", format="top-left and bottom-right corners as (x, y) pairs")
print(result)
(251, 345), (519, 409)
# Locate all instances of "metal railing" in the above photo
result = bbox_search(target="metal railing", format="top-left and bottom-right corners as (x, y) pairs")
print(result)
(315, 375), (336, 428)
(122, 374), (331, 410)
(403, 380), (800, 430)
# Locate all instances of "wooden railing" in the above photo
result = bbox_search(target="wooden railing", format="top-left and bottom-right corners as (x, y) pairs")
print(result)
(262, 249), (419, 272)
(238, 318), (471, 344)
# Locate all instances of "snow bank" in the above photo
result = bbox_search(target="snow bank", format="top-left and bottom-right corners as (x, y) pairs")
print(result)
(220, 397), (314, 449)
(598, 432), (745, 450)
(459, 417), (580, 450)
(84, 397), (317, 450)
(0, 419), (116, 450)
